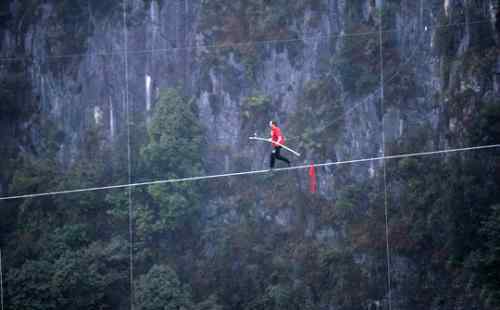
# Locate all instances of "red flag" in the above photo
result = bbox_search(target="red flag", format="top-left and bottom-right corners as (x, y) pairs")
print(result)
(309, 163), (317, 193)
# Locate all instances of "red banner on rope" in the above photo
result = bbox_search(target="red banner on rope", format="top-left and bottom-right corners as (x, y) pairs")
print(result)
(309, 163), (317, 193)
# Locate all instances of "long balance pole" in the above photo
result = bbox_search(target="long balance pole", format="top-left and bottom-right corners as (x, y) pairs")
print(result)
(249, 137), (301, 157)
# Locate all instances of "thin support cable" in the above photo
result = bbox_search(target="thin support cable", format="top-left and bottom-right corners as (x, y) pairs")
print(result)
(0, 19), (492, 62)
(123, 2), (134, 310)
(287, 7), (437, 143)
(379, 9), (393, 310)
(0, 144), (498, 201)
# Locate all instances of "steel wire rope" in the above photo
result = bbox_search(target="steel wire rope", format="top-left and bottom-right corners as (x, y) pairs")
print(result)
(0, 19), (491, 62)
(0, 143), (498, 201)
(286, 17), (492, 143)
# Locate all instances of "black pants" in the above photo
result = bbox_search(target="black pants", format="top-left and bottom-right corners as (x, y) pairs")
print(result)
(270, 147), (290, 168)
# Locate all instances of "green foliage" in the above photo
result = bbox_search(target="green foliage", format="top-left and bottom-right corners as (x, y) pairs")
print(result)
(1, 89), (132, 308)
(477, 205), (500, 308)
(10, 157), (58, 199)
(289, 78), (343, 159)
(6, 237), (129, 310)
(263, 283), (292, 309)
(317, 248), (368, 306)
(193, 295), (222, 310)
(105, 190), (130, 221)
(472, 102), (500, 145)
(198, 0), (323, 83)
(146, 182), (199, 231)
(336, 31), (379, 96)
(6, 259), (59, 310)
(200, 0), (324, 43)
(136, 88), (204, 261)
(142, 89), (203, 179)
(134, 265), (194, 310)
(241, 92), (271, 120)
(48, 244), (121, 309)
(139, 88), (203, 230)
(386, 141), (500, 307)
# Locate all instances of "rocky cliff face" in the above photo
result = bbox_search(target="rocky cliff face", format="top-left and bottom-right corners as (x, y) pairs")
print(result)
(1, 0), (498, 182)
(1, 0), (499, 309)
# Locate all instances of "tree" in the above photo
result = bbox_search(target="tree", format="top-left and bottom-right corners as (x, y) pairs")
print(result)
(136, 88), (204, 259)
(134, 265), (194, 310)
(5, 236), (129, 310)
(478, 205), (500, 308)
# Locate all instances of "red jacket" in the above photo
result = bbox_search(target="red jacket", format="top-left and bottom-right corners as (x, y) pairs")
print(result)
(271, 126), (285, 148)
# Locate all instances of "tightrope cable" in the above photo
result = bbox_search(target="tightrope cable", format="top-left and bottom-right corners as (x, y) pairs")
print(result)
(0, 20), (491, 62)
(0, 144), (498, 201)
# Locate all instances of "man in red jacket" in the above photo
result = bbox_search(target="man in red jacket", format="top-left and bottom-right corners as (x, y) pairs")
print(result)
(269, 120), (291, 169)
